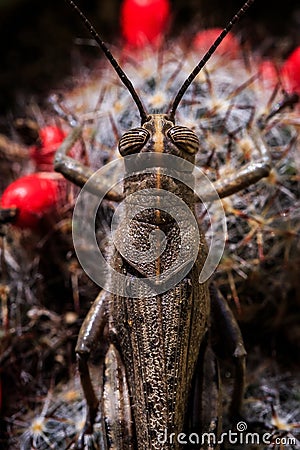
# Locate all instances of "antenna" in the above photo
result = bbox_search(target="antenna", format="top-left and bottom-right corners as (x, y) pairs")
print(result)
(64, 0), (148, 123)
(168, 0), (256, 122)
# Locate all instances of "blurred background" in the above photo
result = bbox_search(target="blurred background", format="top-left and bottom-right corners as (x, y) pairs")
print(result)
(0, 0), (300, 116)
(0, 2), (299, 447)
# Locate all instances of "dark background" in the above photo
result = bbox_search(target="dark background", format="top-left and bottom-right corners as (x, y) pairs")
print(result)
(0, 0), (300, 116)
(0, 3), (299, 447)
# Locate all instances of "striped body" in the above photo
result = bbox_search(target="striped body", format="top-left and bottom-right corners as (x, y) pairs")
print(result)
(108, 115), (210, 448)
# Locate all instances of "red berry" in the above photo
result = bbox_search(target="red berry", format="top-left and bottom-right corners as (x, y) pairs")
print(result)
(121, 0), (171, 47)
(258, 60), (279, 89)
(1, 173), (59, 228)
(30, 126), (66, 170)
(193, 28), (240, 57)
(39, 126), (66, 148)
(281, 46), (300, 94)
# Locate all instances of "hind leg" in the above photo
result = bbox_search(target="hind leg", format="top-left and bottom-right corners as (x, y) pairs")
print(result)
(209, 284), (246, 418)
(75, 290), (109, 448)
(188, 333), (222, 449)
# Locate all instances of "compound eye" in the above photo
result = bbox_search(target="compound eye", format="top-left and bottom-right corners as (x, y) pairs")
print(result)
(167, 126), (199, 154)
(119, 128), (150, 156)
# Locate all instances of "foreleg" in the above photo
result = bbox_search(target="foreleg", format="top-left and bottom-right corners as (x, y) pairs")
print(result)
(208, 131), (271, 200)
(54, 126), (123, 201)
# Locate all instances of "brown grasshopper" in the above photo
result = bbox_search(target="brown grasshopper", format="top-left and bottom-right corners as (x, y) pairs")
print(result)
(53, 0), (274, 448)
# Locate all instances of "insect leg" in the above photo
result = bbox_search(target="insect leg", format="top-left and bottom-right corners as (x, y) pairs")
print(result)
(189, 333), (222, 449)
(103, 344), (134, 449)
(209, 284), (246, 418)
(54, 127), (123, 201)
(75, 289), (110, 448)
(201, 130), (271, 201)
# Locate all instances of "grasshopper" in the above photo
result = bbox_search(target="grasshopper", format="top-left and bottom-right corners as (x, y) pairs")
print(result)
(53, 0), (275, 448)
